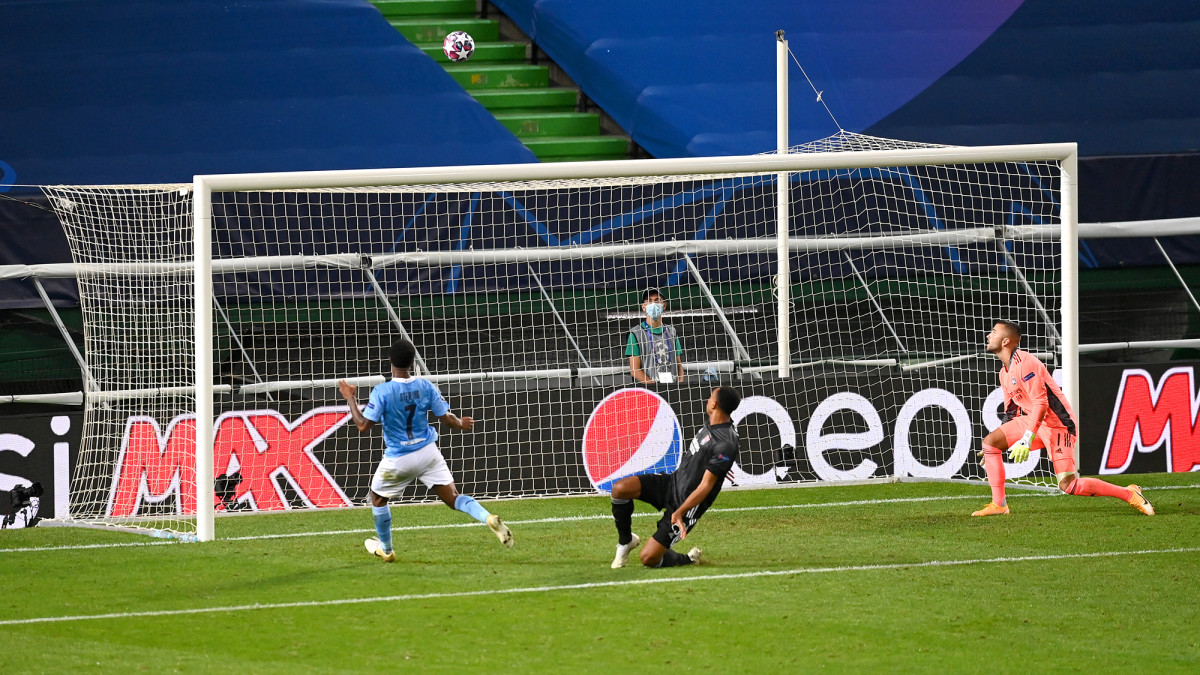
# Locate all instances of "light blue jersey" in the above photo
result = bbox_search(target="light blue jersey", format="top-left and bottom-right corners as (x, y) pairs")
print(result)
(361, 377), (451, 457)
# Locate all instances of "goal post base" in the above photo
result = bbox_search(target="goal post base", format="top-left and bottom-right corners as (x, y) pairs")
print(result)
(37, 519), (202, 543)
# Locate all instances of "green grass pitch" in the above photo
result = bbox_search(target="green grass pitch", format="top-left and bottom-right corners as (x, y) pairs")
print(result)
(2, 474), (1198, 671)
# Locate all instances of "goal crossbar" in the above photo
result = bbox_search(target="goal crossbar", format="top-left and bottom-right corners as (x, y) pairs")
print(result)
(193, 144), (1079, 192)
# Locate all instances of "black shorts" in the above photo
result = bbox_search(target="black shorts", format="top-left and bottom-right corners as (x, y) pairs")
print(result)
(637, 473), (703, 549)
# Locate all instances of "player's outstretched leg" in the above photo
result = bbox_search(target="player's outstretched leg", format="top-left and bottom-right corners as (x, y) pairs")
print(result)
(687, 547), (702, 564)
(1062, 476), (1154, 515)
(435, 483), (514, 548)
(486, 514), (514, 548)
(973, 444), (1010, 516)
(1127, 484), (1155, 515)
(457, 494), (514, 548)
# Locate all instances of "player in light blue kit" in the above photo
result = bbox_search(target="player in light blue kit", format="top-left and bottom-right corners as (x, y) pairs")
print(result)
(339, 339), (513, 562)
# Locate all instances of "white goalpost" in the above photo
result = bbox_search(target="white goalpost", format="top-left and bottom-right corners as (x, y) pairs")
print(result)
(37, 138), (1079, 542)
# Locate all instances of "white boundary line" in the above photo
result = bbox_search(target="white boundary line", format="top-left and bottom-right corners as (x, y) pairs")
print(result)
(0, 493), (1032, 553)
(2, 546), (1196, 626)
(3, 486), (1196, 554)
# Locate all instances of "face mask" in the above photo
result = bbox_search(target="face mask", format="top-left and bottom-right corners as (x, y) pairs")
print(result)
(645, 302), (664, 320)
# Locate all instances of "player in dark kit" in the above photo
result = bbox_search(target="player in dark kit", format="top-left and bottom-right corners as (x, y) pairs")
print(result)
(608, 386), (742, 568)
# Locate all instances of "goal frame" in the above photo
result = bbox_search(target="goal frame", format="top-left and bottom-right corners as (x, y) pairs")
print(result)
(189, 143), (1078, 541)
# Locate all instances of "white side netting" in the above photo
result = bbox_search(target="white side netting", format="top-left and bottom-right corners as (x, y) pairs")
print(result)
(43, 185), (197, 538)
(43, 134), (1067, 538)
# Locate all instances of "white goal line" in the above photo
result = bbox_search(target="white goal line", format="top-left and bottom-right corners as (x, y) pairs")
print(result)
(8, 485), (1198, 555)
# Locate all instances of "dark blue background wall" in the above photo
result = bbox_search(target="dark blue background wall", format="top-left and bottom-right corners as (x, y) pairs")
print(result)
(0, 0), (534, 188)
(492, 0), (1200, 158)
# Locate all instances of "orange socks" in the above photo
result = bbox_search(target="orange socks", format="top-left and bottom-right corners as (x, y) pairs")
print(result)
(982, 444), (1006, 505)
(1064, 476), (1134, 501)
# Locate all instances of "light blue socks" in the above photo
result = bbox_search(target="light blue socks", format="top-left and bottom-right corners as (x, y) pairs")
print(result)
(375, 497), (488, 551)
(454, 494), (491, 524)
(372, 505), (393, 552)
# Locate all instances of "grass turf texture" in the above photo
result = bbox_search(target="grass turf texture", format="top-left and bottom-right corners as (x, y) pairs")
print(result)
(2, 474), (1198, 671)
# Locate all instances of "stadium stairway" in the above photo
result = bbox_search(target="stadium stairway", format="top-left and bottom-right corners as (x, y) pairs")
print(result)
(371, 0), (633, 162)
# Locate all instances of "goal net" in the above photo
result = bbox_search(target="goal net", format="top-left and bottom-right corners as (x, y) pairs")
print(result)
(42, 133), (1076, 540)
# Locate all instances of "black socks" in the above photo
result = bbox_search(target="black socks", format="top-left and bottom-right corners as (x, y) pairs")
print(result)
(655, 549), (693, 567)
(611, 498), (634, 545)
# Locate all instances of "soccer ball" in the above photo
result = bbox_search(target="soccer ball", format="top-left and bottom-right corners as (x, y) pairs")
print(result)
(443, 31), (475, 62)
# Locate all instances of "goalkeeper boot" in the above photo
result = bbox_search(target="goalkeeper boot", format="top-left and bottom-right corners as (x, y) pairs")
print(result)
(487, 514), (514, 549)
(1127, 484), (1155, 516)
(971, 501), (1010, 517)
(687, 547), (702, 564)
(364, 537), (395, 563)
(611, 533), (640, 569)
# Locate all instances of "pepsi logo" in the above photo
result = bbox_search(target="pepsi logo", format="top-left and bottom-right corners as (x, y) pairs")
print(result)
(581, 388), (682, 493)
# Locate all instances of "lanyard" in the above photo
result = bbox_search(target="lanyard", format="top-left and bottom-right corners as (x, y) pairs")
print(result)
(643, 322), (669, 362)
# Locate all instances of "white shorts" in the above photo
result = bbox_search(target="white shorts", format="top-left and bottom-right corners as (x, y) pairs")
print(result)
(370, 444), (454, 498)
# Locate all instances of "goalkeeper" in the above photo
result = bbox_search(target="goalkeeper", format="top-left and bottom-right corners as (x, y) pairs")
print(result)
(339, 339), (514, 562)
(972, 320), (1154, 517)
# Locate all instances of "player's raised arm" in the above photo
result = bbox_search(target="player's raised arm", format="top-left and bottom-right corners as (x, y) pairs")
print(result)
(439, 412), (474, 431)
(427, 382), (473, 430)
(338, 379), (375, 433)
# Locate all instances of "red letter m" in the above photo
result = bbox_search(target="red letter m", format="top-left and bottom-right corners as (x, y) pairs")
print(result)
(110, 416), (198, 517)
(1101, 367), (1200, 474)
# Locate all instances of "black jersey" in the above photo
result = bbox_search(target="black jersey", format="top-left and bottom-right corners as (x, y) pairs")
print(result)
(666, 421), (739, 512)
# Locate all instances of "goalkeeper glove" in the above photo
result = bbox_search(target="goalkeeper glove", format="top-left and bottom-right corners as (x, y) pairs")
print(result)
(1008, 430), (1035, 463)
